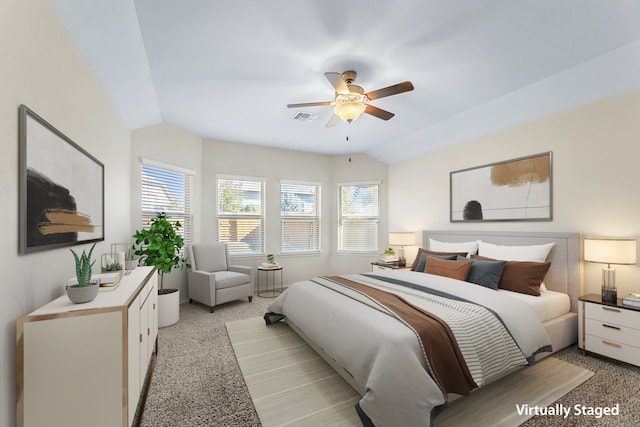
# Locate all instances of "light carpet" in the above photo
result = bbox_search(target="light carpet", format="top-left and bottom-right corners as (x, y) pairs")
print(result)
(227, 317), (593, 427)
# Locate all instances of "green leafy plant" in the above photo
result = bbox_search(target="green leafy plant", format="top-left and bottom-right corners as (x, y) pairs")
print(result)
(70, 242), (96, 287)
(384, 247), (395, 256)
(132, 212), (190, 293)
(102, 262), (123, 272)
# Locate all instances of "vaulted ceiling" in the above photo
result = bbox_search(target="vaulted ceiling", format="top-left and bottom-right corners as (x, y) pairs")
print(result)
(50, 0), (640, 163)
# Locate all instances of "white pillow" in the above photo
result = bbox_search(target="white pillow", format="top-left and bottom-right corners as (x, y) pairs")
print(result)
(477, 241), (554, 263)
(429, 238), (479, 256)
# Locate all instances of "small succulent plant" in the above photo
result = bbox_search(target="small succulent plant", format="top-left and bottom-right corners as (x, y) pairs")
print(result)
(70, 242), (96, 286)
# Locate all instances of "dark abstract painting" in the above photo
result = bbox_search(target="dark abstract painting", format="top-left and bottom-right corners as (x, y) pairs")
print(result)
(19, 105), (104, 253)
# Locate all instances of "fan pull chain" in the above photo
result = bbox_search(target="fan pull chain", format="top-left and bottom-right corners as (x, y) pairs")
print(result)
(347, 135), (351, 163)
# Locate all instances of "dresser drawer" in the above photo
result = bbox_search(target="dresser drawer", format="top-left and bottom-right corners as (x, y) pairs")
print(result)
(585, 302), (639, 329)
(584, 318), (640, 345)
(584, 334), (640, 366)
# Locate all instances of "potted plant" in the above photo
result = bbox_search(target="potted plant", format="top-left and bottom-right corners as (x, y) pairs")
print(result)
(384, 247), (396, 261)
(67, 242), (99, 303)
(124, 246), (138, 271)
(133, 212), (190, 327)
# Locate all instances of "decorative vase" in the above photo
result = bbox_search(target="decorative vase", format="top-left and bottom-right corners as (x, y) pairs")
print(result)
(125, 259), (138, 271)
(66, 282), (100, 304)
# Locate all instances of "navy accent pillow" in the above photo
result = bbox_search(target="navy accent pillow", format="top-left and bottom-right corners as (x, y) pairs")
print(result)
(457, 255), (506, 290)
(416, 253), (458, 273)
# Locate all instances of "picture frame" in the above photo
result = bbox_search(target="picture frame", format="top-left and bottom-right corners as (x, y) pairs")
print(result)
(19, 105), (104, 253)
(450, 152), (552, 222)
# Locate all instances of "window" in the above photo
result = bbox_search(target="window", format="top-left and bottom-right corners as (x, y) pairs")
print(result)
(280, 180), (321, 254)
(216, 175), (265, 255)
(140, 160), (194, 251)
(338, 182), (380, 253)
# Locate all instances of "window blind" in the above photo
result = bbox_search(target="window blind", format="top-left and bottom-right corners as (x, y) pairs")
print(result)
(140, 163), (194, 250)
(338, 183), (379, 253)
(280, 181), (321, 254)
(216, 176), (265, 255)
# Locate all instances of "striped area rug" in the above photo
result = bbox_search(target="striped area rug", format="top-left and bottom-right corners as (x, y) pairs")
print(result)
(226, 317), (593, 427)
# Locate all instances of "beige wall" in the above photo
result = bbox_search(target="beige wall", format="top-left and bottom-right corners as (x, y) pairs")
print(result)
(130, 131), (388, 297)
(389, 89), (640, 297)
(0, 1), (131, 426)
(201, 140), (389, 284)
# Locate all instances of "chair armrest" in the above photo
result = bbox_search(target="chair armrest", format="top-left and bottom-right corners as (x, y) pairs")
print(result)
(188, 270), (217, 306)
(188, 270), (217, 289)
(229, 265), (254, 291)
(229, 265), (252, 275)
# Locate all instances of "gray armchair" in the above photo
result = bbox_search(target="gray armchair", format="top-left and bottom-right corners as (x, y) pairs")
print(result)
(187, 243), (254, 312)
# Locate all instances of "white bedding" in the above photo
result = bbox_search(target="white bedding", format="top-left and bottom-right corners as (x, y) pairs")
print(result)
(498, 288), (570, 323)
(266, 270), (553, 427)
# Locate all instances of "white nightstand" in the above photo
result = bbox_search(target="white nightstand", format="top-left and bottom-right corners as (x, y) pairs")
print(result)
(579, 294), (640, 366)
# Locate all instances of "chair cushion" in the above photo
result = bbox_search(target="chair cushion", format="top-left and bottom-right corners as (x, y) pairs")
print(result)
(193, 244), (227, 272)
(215, 271), (250, 290)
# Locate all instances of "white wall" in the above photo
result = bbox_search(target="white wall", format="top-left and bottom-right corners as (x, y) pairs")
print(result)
(130, 131), (388, 298)
(0, 1), (131, 426)
(200, 140), (389, 284)
(131, 123), (203, 300)
(389, 89), (640, 297)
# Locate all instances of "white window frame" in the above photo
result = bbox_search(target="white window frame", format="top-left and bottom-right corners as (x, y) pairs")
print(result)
(140, 159), (194, 253)
(280, 180), (321, 255)
(216, 174), (266, 256)
(337, 181), (380, 254)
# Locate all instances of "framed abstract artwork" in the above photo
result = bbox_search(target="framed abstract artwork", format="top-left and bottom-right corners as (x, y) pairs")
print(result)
(450, 152), (552, 222)
(19, 105), (104, 253)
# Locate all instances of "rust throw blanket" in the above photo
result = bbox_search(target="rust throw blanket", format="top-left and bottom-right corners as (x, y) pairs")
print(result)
(325, 276), (477, 396)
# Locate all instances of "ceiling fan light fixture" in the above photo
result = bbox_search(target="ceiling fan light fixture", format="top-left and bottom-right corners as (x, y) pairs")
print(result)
(334, 100), (366, 123)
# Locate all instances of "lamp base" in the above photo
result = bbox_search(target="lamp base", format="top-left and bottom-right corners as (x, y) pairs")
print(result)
(601, 287), (618, 303)
(398, 247), (406, 267)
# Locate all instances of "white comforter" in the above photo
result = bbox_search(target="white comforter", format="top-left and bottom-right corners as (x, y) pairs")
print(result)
(267, 270), (551, 427)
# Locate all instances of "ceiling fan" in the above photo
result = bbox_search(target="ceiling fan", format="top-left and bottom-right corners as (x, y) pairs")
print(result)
(287, 71), (414, 127)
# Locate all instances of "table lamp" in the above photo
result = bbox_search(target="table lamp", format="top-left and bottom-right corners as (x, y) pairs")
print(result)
(584, 237), (637, 303)
(389, 232), (416, 267)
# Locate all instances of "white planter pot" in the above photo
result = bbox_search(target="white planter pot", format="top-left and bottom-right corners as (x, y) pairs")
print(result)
(158, 288), (180, 328)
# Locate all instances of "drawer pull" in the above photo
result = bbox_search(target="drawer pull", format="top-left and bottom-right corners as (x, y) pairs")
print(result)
(602, 324), (621, 330)
(602, 340), (621, 348)
(602, 306), (621, 313)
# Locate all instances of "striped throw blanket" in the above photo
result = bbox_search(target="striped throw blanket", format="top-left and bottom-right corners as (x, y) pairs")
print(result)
(312, 274), (528, 393)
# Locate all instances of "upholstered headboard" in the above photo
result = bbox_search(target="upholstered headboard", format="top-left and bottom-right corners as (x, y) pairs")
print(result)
(423, 230), (581, 312)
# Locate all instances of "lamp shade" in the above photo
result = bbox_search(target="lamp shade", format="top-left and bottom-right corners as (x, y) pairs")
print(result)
(333, 101), (366, 123)
(584, 238), (637, 265)
(389, 232), (416, 247)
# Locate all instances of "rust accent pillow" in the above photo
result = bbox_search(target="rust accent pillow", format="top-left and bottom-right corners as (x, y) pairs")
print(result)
(410, 248), (468, 271)
(424, 257), (472, 281)
(471, 255), (551, 296)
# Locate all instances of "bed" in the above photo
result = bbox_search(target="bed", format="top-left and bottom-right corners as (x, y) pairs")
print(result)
(264, 230), (581, 427)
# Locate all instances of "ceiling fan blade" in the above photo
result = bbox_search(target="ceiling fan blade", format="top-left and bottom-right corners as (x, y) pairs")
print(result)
(324, 72), (350, 95)
(365, 81), (414, 100)
(287, 101), (332, 108)
(325, 114), (341, 128)
(364, 104), (395, 120)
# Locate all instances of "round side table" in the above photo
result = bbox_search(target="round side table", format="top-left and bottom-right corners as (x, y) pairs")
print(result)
(257, 266), (284, 297)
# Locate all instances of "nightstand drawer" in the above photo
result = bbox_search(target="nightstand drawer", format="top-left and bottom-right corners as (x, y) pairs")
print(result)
(584, 334), (640, 366)
(585, 302), (639, 329)
(584, 318), (640, 345)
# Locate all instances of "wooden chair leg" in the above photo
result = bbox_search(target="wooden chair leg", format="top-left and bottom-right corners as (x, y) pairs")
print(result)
(248, 296), (253, 302)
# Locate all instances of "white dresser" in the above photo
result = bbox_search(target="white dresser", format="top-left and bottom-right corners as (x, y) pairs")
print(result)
(17, 266), (158, 427)
(578, 293), (640, 367)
